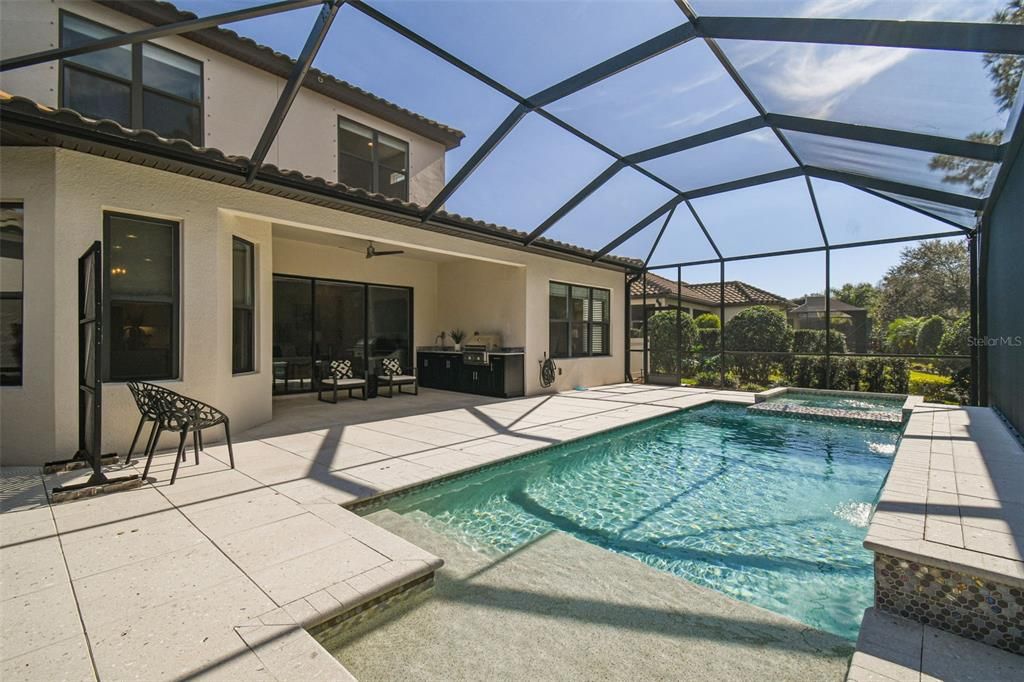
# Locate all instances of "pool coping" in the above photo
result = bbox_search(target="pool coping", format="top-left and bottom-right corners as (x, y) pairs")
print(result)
(864, 403), (1024, 589)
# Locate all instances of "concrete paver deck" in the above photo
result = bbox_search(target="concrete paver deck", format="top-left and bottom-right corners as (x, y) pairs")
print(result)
(866, 404), (1024, 586)
(4, 385), (1020, 680)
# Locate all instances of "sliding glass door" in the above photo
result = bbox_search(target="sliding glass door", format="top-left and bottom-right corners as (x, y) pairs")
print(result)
(368, 285), (412, 373)
(272, 277), (313, 394)
(315, 280), (365, 376)
(272, 275), (412, 395)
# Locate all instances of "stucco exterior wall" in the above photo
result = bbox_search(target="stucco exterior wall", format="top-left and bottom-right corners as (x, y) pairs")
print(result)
(0, 0), (447, 205)
(436, 259), (527, 348)
(0, 147), (626, 465)
(271, 235), (441, 351)
(0, 149), (57, 462)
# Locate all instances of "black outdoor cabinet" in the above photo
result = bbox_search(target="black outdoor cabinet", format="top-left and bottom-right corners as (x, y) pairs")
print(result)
(417, 352), (461, 391)
(416, 351), (523, 398)
(488, 355), (525, 398)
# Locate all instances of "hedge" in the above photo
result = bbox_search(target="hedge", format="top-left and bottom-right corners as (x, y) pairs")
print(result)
(784, 355), (909, 393)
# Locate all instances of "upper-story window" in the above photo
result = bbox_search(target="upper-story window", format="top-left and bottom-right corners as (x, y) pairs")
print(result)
(60, 13), (203, 145)
(338, 116), (409, 201)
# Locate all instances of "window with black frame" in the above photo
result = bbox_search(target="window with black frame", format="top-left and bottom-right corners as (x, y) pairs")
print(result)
(60, 13), (203, 144)
(549, 282), (610, 358)
(105, 213), (179, 381)
(1, 203), (24, 386)
(338, 116), (409, 200)
(232, 237), (255, 374)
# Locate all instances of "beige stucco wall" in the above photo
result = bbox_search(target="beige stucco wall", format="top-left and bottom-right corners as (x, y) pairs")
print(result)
(0, 146), (626, 465)
(0, 0), (447, 204)
(436, 259), (527, 348)
(0, 149), (57, 461)
(271, 235), (441, 351)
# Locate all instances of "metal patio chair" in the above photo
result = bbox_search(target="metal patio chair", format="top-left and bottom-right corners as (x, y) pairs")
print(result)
(317, 359), (367, 403)
(378, 356), (417, 398)
(125, 381), (165, 465)
(140, 387), (235, 485)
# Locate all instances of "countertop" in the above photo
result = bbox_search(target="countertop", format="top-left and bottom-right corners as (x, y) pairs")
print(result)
(417, 347), (525, 356)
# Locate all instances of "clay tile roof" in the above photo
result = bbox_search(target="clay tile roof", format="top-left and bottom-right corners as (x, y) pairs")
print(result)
(96, 0), (464, 149)
(789, 295), (865, 313)
(0, 92), (643, 269)
(629, 271), (792, 307)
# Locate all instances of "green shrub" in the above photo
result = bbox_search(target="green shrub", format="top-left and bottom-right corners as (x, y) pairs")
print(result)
(916, 315), (946, 355)
(647, 310), (698, 375)
(889, 358), (910, 393)
(937, 313), (971, 374)
(724, 306), (792, 384)
(697, 328), (720, 353)
(909, 372), (953, 402)
(863, 358), (887, 392)
(786, 355), (819, 388)
(693, 370), (738, 389)
(885, 317), (922, 354)
(792, 329), (847, 354)
(739, 382), (766, 393)
(694, 313), (721, 330)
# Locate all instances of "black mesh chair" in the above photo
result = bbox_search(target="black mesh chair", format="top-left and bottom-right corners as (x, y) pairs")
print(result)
(141, 387), (235, 485)
(125, 381), (164, 465)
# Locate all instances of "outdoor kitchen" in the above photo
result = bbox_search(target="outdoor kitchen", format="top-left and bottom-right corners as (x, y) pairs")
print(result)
(416, 333), (525, 398)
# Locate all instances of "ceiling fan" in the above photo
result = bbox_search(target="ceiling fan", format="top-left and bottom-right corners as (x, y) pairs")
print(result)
(365, 241), (405, 259)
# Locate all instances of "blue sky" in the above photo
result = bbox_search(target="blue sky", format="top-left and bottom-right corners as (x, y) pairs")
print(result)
(172, 0), (1003, 296)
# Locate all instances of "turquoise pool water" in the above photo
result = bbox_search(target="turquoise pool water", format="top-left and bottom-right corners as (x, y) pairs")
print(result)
(377, 403), (901, 640)
(768, 391), (904, 419)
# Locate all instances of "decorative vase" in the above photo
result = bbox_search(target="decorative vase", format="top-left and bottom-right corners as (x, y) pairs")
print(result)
(453, 343), (461, 351)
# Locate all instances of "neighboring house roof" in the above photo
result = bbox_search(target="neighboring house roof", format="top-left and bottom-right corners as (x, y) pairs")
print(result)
(789, 295), (866, 314)
(0, 92), (641, 270)
(96, 0), (464, 150)
(630, 272), (792, 307)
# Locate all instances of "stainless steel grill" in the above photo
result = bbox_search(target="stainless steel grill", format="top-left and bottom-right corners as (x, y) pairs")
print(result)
(462, 334), (502, 366)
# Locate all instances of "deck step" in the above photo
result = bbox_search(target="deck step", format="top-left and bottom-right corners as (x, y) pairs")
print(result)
(847, 608), (1024, 681)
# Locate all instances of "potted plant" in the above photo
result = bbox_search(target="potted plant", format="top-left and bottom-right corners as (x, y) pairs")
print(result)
(450, 328), (466, 351)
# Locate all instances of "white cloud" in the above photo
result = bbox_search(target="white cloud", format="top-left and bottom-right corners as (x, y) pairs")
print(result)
(659, 96), (747, 131)
(766, 43), (914, 118)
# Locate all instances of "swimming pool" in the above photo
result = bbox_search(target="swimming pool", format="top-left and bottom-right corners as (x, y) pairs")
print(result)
(371, 402), (900, 640)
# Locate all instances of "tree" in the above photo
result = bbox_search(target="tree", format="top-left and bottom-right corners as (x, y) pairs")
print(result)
(647, 311), (698, 376)
(886, 317), (922, 354)
(875, 240), (969, 325)
(929, 1), (1022, 193)
(937, 313), (972, 374)
(694, 313), (721, 330)
(916, 315), (946, 355)
(724, 306), (792, 383)
(832, 282), (880, 311)
(937, 313), (971, 357)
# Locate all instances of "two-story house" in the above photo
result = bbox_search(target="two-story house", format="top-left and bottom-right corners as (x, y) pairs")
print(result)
(0, 0), (633, 465)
